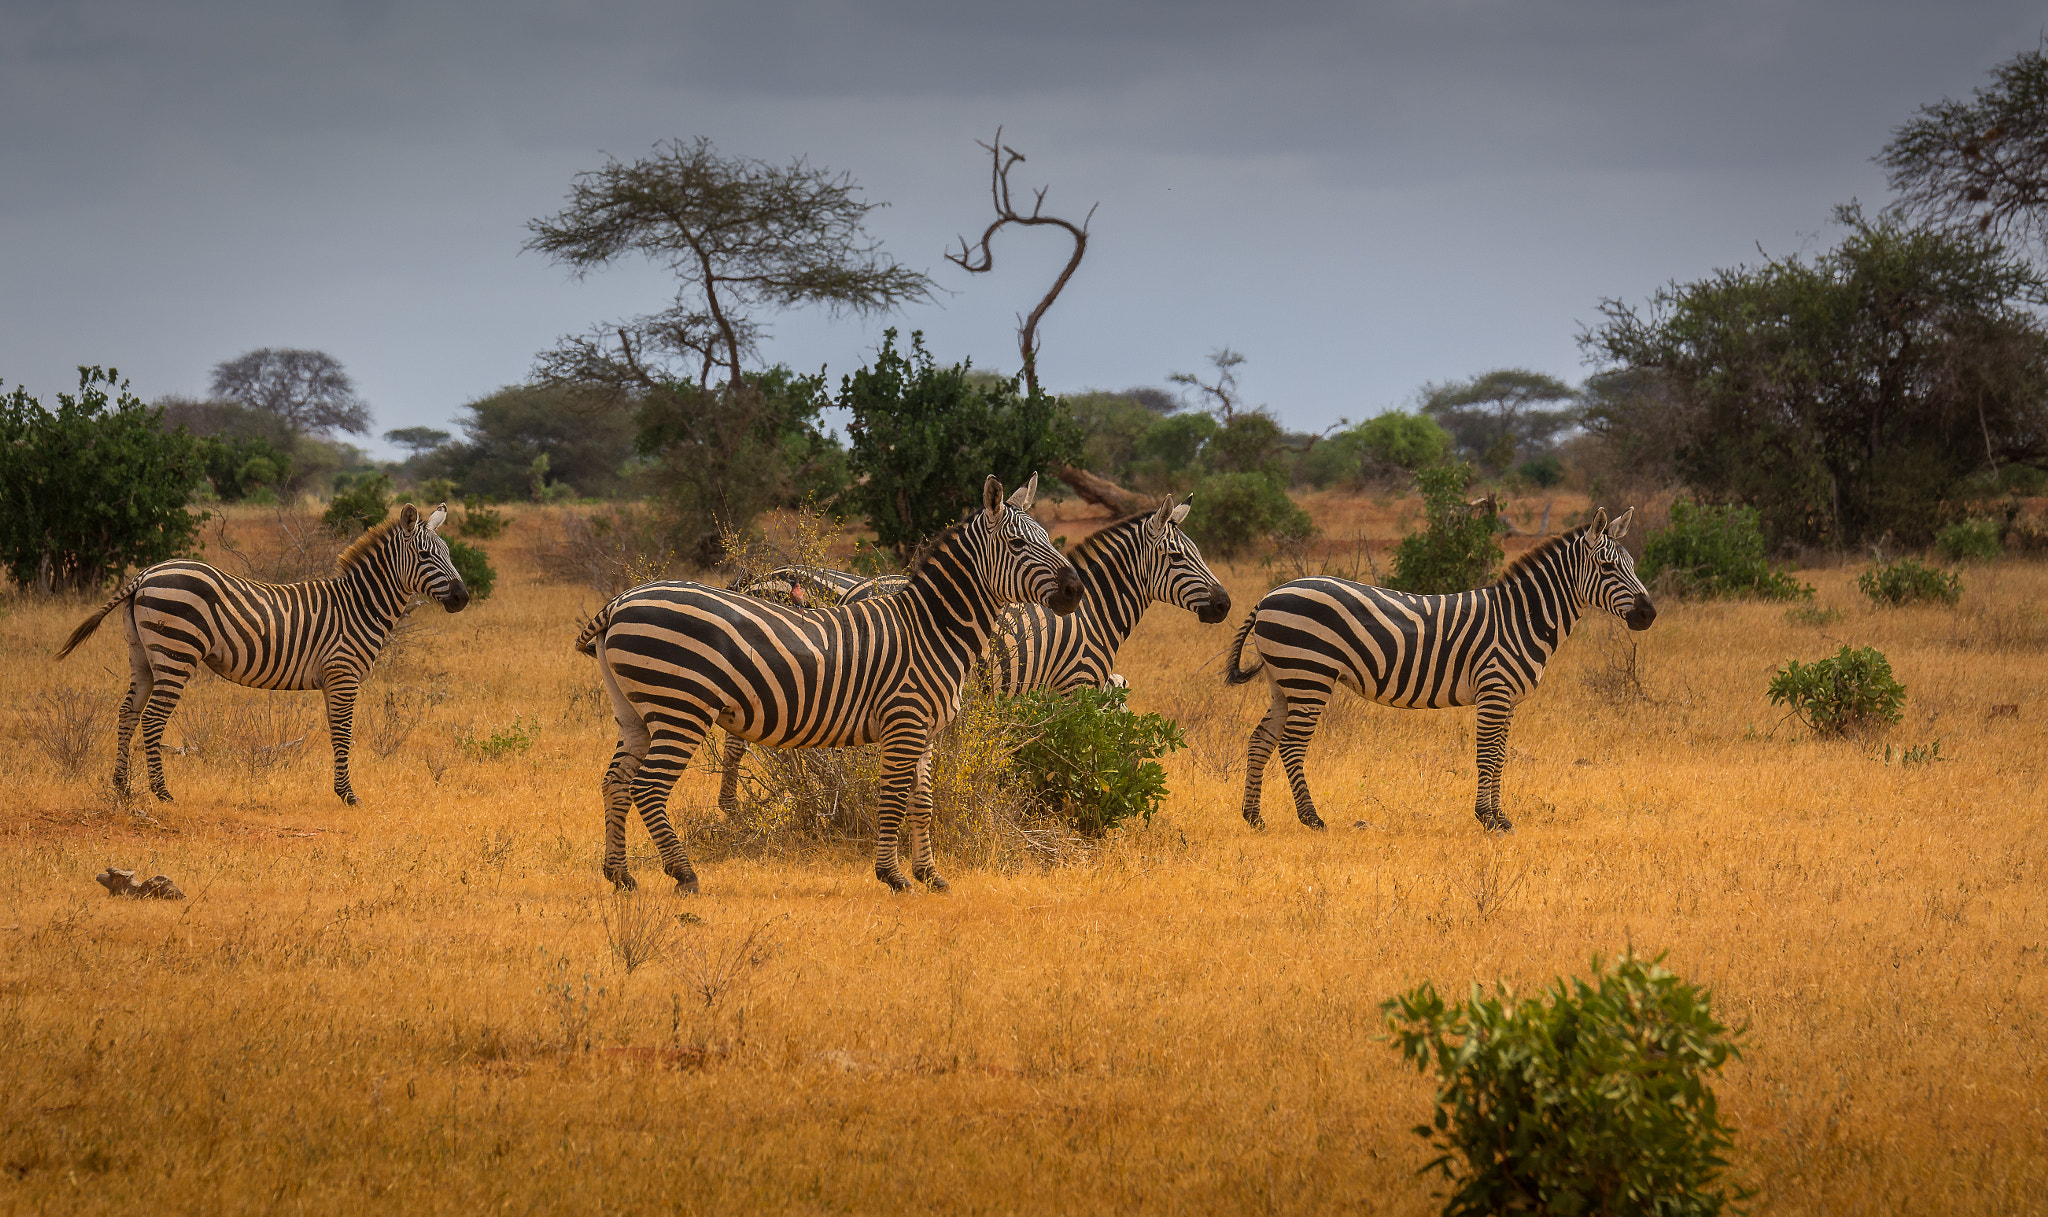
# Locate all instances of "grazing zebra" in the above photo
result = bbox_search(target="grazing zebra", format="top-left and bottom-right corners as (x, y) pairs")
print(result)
(579, 474), (1081, 894)
(55, 503), (470, 804)
(1226, 509), (1654, 834)
(715, 496), (1230, 813)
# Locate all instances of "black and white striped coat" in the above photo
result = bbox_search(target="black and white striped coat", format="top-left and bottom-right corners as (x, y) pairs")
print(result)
(1226, 509), (1655, 833)
(579, 475), (1081, 893)
(716, 498), (1229, 815)
(56, 503), (470, 804)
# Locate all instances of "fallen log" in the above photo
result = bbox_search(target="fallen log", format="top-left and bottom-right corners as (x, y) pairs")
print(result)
(1051, 464), (1157, 517)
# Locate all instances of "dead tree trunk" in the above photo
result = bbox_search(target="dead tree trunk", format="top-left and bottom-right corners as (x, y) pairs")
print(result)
(1052, 464), (1155, 516)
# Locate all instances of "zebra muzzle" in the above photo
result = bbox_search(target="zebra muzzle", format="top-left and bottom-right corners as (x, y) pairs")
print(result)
(1625, 597), (1656, 631)
(441, 583), (472, 613)
(1046, 570), (1083, 616)
(1197, 587), (1232, 624)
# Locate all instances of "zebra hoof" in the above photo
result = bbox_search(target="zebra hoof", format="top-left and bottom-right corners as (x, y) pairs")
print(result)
(1478, 813), (1515, 835)
(337, 791), (359, 806)
(605, 867), (638, 892)
(673, 873), (700, 895)
(875, 867), (913, 893)
(152, 789), (174, 803)
(915, 869), (950, 892)
(1243, 812), (1266, 831)
(1298, 812), (1327, 831)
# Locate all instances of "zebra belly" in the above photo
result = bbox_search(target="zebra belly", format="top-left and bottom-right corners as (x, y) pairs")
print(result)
(1256, 581), (1489, 709)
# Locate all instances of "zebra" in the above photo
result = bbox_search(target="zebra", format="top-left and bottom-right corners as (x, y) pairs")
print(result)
(578, 474), (1082, 894)
(1225, 508), (1654, 834)
(732, 566), (876, 609)
(714, 496), (1231, 815)
(55, 502), (471, 804)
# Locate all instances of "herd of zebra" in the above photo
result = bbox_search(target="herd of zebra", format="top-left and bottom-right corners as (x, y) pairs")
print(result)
(54, 475), (1657, 893)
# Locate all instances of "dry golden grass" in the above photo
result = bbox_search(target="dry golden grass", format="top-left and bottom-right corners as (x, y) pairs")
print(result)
(1, 502), (2044, 1214)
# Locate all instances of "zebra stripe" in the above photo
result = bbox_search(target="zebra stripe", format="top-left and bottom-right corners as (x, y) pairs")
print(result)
(716, 496), (1231, 814)
(1226, 508), (1655, 834)
(55, 503), (470, 804)
(581, 474), (1081, 894)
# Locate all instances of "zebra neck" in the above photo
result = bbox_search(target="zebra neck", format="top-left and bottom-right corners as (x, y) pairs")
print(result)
(1487, 547), (1585, 661)
(1071, 527), (1145, 648)
(334, 543), (411, 635)
(901, 537), (1002, 670)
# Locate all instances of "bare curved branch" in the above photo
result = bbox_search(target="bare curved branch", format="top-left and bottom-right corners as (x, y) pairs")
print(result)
(946, 127), (1097, 396)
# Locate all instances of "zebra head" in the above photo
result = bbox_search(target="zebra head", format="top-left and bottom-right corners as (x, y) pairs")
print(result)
(1140, 495), (1232, 624)
(401, 502), (470, 613)
(978, 474), (1083, 615)
(1578, 507), (1654, 631)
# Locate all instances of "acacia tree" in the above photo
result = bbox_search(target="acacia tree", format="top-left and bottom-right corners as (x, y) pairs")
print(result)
(210, 348), (372, 438)
(1882, 46), (2048, 254)
(1420, 369), (1579, 472)
(1583, 204), (2048, 546)
(527, 137), (933, 392)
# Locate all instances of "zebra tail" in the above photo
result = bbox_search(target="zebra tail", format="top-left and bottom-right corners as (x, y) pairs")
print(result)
(574, 602), (615, 657)
(1222, 613), (1265, 685)
(54, 573), (146, 661)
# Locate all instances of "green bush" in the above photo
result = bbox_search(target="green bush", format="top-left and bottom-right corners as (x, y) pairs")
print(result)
(0, 367), (210, 594)
(1180, 471), (1315, 559)
(200, 434), (293, 502)
(1009, 685), (1186, 836)
(1767, 644), (1906, 735)
(1388, 464), (1503, 594)
(446, 539), (497, 601)
(1640, 500), (1812, 600)
(323, 472), (394, 536)
(1513, 453), (1564, 488)
(1933, 517), (2001, 563)
(1383, 952), (1748, 1217)
(457, 496), (509, 539)
(1857, 557), (1961, 607)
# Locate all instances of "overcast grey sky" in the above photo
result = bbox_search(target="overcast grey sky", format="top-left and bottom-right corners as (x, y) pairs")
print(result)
(2, 1), (2041, 459)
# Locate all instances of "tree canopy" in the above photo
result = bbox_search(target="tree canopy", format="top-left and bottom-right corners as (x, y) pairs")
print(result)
(1419, 369), (1578, 472)
(1882, 45), (2048, 255)
(1582, 204), (2048, 546)
(209, 348), (372, 438)
(526, 136), (934, 393)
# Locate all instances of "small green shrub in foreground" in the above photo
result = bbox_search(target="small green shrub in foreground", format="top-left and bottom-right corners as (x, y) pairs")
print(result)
(1009, 685), (1186, 836)
(446, 539), (497, 601)
(1767, 644), (1906, 735)
(1383, 952), (1748, 1217)
(1934, 517), (2002, 563)
(1639, 499), (1811, 600)
(1857, 558), (1960, 607)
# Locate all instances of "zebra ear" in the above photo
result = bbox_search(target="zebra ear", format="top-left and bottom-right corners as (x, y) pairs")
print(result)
(1607, 507), (1634, 540)
(1149, 495), (1175, 532)
(1169, 502), (1192, 528)
(1588, 508), (1609, 540)
(425, 502), (448, 533)
(398, 502), (421, 530)
(984, 474), (1006, 521)
(1006, 473), (1039, 510)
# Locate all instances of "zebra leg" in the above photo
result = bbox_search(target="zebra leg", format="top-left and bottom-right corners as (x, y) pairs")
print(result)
(906, 744), (947, 892)
(136, 672), (193, 803)
(597, 645), (653, 891)
(716, 733), (747, 817)
(1473, 687), (1516, 833)
(629, 718), (710, 894)
(872, 727), (926, 892)
(1240, 683), (1292, 830)
(1275, 696), (1330, 831)
(321, 668), (364, 805)
(112, 602), (154, 798)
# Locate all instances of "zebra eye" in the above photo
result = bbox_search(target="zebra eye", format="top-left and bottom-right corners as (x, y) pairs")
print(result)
(1008, 536), (1027, 552)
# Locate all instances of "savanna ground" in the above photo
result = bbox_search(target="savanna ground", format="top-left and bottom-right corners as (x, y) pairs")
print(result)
(1, 494), (2044, 1214)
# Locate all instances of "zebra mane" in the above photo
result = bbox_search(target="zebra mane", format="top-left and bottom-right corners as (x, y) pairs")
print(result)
(904, 516), (977, 577)
(335, 512), (407, 573)
(1065, 511), (1149, 565)
(1492, 525), (1592, 586)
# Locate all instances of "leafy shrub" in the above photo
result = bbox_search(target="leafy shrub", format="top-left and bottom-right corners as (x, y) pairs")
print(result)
(446, 539), (497, 601)
(1513, 453), (1564, 488)
(1933, 517), (2001, 563)
(1857, 558), (1961, 607)
(1133, 411), (1217, 475)
(323, 472), (393, 536)
(457, 497), (509, 539)
(1009, 685), (1187, 837)
(460, 715), (539, 760)
(1383, 952), (1748, 1217)
(200, 434), (293, 502)
(1767, 645), (1906, 735)
(1297, 411), (1451, 489)
(1182, 471), (1315, 558)
(0, 367), (210, 594)
(1782, 604), (1843, 628)
(1388, 464), (1502, 594)
(1640, 500), (1812, 600)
